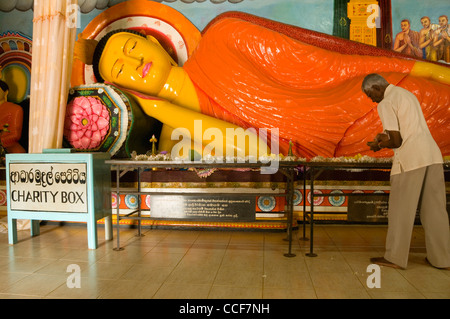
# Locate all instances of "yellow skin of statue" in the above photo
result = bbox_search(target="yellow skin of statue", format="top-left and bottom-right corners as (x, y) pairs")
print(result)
(98, 32), (270, 158)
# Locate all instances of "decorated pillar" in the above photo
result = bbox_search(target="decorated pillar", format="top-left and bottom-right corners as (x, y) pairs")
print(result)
(347, 0), (379, 46)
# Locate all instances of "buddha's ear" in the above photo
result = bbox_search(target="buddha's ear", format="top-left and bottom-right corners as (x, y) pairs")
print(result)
(145, 35), (178, 66)
(74, 33), (98, 65)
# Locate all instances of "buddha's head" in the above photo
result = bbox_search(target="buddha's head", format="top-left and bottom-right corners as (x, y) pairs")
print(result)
(92, 29), (176, 96)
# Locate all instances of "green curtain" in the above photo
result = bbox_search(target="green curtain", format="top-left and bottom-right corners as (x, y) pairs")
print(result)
(333, 0), (350, 39)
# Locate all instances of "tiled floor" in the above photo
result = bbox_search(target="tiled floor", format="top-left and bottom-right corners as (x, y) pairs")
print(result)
(0, 222), (449, 299)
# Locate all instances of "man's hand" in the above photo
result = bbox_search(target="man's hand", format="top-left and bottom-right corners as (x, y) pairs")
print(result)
(367, 133), (389, 152)
(376, 133), (389, 143)
(367, 139), (381, 152)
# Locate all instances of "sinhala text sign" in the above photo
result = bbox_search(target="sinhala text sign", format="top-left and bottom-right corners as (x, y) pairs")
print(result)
(9, 162), (88, 213)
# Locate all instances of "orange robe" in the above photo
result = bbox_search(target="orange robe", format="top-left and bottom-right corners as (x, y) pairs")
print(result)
(0, 101), (25, 153)
(184, 16), (450, 159)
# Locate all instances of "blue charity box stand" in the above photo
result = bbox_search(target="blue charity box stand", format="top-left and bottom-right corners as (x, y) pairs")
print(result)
(6, 149), (113, 249)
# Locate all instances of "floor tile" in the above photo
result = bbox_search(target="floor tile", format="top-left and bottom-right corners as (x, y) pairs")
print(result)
(0, 222), (448, 300)
(262, 287), (317, 299)
(208, 285), (262, 299)
(98, 279), (162, 299)
(1, 273), (67, 297)
(153, 283), (211, 299)
(214, 266), (264, 288)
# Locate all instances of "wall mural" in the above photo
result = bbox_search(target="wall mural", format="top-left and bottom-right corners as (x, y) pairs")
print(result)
(334, 0), (450, 63)
(392, 15), (449, 63)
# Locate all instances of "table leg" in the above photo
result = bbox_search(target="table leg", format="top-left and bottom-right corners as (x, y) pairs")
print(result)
(136, 167), (144, 238)
(30, 220), (40, 237)
(284, 168), (296, 257)
(104, 215), (113, 241)
(114, 166), (124, 251)
(306, 167), (317, 257)
(8, 218), (17, 245)
(300, 167), (308, 241)
(87, 217), (98, 250)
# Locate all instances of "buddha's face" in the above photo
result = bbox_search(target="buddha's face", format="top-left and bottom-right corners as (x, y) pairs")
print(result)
(99, 32), (173, 96)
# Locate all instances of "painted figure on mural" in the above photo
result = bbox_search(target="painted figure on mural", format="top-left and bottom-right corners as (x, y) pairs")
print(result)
(82, 15), (450, 160)
(0, 79), (25, 153)
(433, 15), (450, 63)
(393, 19), (422, 58)
(419, 16), (438, 61)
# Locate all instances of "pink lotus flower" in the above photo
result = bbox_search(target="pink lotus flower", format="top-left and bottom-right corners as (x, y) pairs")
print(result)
(64, 96), (110, 149)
